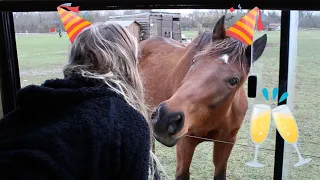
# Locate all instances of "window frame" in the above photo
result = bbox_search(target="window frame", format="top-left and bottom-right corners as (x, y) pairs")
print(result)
(0, 2), (308, 179)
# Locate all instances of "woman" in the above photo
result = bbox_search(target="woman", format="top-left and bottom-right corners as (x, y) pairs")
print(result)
(0, 23), (165, 180)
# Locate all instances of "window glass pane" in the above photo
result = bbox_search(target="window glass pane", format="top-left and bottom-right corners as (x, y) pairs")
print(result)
(282, 10), (320, 179)
(155, 9), (281, 179)
(15, 12), (69, 86)
(13, 8), (283, 179)
(14, 10), (121, 87)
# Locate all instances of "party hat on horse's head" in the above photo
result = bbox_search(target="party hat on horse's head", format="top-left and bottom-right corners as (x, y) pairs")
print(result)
(226, 7), (264, 45)
(57, 4), (92, 43)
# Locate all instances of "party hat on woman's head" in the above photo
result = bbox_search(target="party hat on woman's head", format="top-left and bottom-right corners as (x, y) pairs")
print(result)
(57, 4), (91, 43)
(226, 7), (264, 45)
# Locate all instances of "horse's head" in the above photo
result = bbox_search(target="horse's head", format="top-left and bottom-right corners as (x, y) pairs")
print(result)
(151, 15), (268, 147)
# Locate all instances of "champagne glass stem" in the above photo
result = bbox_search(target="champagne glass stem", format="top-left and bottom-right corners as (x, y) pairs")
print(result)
(253, 144), (260, 162)
(246, 143), (264, 167)
(292, 143), (304, 161)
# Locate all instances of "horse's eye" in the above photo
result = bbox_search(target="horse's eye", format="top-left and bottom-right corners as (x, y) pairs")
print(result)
(228, 78), (239, 86)
(192, 59), (195, 64)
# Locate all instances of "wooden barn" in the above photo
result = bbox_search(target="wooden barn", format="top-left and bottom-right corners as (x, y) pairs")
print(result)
(105, 20), (141, 41)
(109, 11), (182, 42)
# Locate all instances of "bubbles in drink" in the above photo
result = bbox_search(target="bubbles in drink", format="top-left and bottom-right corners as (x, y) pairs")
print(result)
(250, 109), (271, 144)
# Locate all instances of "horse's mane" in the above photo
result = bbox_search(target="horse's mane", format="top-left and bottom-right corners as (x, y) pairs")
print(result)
(193, 31), (249, 72)
(191, 31), (212, 50)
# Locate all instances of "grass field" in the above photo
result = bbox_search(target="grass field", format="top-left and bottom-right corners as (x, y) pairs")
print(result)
(16, 30), (320, 180)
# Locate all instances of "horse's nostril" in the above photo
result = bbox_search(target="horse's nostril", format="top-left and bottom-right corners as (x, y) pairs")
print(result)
(168, 113), (184, 135)
(172, 114), (182, 122)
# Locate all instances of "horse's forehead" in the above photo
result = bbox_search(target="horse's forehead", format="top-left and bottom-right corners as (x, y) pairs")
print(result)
(217, 54), (229, 64)
(213, 54), (247, 74)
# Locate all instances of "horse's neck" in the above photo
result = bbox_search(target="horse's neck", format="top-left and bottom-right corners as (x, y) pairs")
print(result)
(169, 44), (204, 91)
(168, 33), (212, 93)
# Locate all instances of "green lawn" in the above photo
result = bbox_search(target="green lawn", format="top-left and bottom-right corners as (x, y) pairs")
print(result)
(182, 30), (198, 39)
(16, 30), (320, 180)
(17, 33), (69, 85)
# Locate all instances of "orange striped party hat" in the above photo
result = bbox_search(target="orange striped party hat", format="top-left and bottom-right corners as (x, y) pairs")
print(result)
(226, 7), (264, 45)
(57, 5), (91, 43)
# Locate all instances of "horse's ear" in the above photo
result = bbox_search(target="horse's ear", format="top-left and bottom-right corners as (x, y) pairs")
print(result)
(212, 15), (226, 41)
(246, 34), (267, 66)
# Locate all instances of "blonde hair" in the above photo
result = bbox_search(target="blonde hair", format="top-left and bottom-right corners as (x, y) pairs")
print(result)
(63, 22), (167, 180)
(64, 22), (148, 120)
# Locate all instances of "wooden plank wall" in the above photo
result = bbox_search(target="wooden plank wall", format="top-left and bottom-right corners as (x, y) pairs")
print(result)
(109, 15), (150, 41)
(173, 19), (181, 41)
(161, 14), (173, 38)
(127, 23), (141, 42)
(109, 13), (182, 42)
(149, 15), (161, 38)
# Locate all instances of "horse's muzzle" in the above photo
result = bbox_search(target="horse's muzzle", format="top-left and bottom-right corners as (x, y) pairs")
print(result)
(151, 103), (185, 147)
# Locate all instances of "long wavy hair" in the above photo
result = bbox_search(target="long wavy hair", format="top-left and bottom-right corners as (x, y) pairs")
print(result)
(63, 22), (167, 180)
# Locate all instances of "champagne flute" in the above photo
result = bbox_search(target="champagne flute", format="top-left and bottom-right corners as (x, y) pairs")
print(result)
(271, 105), (311, 167)
(246, 104), (272, 167)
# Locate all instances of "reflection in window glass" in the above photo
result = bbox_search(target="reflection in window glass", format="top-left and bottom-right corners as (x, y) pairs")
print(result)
(282, 10), (320, 179)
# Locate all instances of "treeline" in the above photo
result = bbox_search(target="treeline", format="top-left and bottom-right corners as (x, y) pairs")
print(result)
(13, 10), (151, 33)
(298, 11), (320, 28)
(12, 10), (319, 33)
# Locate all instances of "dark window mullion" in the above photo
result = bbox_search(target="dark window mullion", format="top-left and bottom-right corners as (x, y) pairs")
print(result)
(273, 10), (290, 180)
(0, 12), (21, 116)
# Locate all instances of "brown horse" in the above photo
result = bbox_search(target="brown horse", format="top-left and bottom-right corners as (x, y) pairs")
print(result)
(138, 16), (267, 180)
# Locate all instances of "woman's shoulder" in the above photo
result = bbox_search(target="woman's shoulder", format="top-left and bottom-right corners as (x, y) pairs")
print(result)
(104, 96), (148, 127)
(105, 96), (150, 146)
(74, 93), (148, 129)
(83, 95), (150, 147)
